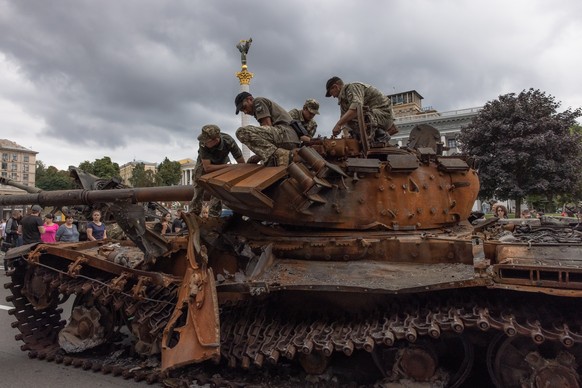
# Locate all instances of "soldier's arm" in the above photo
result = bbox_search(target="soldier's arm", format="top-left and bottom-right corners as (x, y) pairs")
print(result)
(333, 109), (357, 136)
(258, 117), (273, 127)
(201, 159), (231, 173)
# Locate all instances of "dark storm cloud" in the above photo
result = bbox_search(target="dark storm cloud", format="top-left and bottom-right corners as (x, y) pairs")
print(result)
(0, 0), (581, 168)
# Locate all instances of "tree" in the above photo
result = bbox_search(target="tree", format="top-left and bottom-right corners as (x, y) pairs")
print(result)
(129, 162), (156, 187)
(77, 157), (120, 179)
(156, 157), (182, 186)
(458, 89), (582, 216)
(35, 162), (74, 191)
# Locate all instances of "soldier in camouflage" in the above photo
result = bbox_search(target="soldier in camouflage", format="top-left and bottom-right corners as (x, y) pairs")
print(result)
(190, 124), (245, 217)
(325, 76), (394, 143)
(235, 91), (300, 167)
(288, 99), (320, 139)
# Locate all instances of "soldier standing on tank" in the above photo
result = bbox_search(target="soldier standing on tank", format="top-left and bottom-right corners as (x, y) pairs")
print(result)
(288, 99), (320, 140)
(325, 76), (394, 143)
(190, 124), (245, 217)
(235, 91), (300, 167)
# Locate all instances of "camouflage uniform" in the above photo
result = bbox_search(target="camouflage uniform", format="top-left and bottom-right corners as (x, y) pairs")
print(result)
(337, 82), (394, 139)
(191, 127), (243, 217)
(288, 99), (319, 137)
(236, 97), (300, 163)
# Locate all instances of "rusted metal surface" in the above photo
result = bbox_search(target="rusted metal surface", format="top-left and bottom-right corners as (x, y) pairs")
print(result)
(233, 259), (488, 293)
(199, 142), (479, 230)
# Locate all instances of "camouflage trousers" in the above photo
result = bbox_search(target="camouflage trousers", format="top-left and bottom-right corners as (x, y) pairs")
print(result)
(189, 163), (222, 217)
(347, 105), (394, 139)
(236, 125), (299, 162)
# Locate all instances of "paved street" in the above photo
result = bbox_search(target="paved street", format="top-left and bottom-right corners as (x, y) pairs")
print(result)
(0, 255), (147, 388)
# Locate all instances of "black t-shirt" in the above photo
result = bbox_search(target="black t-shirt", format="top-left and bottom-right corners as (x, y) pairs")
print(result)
(21, 215), (44, 244)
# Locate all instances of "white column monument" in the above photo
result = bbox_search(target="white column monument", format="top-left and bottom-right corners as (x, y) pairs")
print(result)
(235, 38), (254, 161)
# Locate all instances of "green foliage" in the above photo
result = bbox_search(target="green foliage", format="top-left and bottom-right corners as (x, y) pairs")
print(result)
(77, 157), (120, 179)
(156, 157), (182, 186)
(35, 162), (74, 191)
(459, 88), (582, 214)
(129, 162), (156, 187)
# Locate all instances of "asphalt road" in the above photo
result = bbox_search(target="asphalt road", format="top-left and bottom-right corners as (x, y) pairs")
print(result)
(0, 255), (147, 388)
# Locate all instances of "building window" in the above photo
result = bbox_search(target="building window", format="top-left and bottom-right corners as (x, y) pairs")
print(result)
(1, 172), (6, 177)
(1, 162), (6, 170)
(10, 172), (17, 179)
(12, 153), (17, 161)
(24, 164), (29, 172)
(11, 163), (17, 171)
(24, 155), (29, 163)
(1, 153), (7, 161)
(447, 139), (458, 149)
(23, 173), (29, 182)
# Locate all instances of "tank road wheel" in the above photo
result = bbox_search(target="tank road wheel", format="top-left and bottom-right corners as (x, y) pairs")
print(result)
(58, 296), (115, 353)
(487, 334), (582, 388)
(372, 334), (473, 388)
(298, 350), (332, 375)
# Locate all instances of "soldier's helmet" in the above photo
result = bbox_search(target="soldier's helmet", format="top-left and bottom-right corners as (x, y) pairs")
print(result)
(197, 124), (221, 143)
(303, 99), (320, 115)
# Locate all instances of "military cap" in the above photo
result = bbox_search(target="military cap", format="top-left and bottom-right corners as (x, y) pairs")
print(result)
(197, 124), (221, 143)
(325, 76), (342, 97)
(235, 91), (252, 114)
(303, 99), (320, 115)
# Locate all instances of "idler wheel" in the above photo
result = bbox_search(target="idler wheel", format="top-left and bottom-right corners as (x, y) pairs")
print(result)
(21, 266), (59, 310)
(298, 350), (331, 375)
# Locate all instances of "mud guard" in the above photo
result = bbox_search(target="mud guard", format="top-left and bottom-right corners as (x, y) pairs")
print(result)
(161, 214), (220, 371)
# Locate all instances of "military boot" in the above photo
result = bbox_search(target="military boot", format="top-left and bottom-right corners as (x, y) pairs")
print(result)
(273, 148), (291, 167)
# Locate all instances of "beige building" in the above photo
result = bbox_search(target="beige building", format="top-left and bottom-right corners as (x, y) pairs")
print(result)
(119, 160), (157, 186)
(179, 158), (196, 186)
(0, 139), (38, 219)
(0, 139), (38, 192)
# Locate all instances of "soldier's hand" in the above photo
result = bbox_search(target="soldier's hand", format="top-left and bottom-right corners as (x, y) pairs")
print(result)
(300, 135), (311, 143)
(247, 155), (262, 164)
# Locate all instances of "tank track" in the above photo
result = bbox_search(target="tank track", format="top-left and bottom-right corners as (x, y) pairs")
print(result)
(5, 258), (582, 386)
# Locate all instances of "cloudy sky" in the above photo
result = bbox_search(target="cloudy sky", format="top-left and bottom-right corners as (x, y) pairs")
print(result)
(1, 0), (581, 170)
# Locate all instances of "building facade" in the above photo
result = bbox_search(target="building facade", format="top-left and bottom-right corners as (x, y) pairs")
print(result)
(0, 139), (38, 219)
(119, 160), (157, 186)
(388, 90), (481, 155)
(179, 158), (196, 186)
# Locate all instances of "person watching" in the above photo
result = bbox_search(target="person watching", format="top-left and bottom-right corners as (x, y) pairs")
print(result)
(19, 205), (45, 244)
(87, 210), (107, 240)
(56, 215), (80, 242)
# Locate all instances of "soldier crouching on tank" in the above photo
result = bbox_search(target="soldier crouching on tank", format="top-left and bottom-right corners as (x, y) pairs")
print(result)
(325, 76), (395, 143)
(190, 124), (245, 217)
(235, 91), (301, 167)
(288, 98), (320, 138)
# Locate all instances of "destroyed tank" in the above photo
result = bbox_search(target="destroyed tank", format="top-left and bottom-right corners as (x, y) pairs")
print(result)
(2, 125), (582, 387)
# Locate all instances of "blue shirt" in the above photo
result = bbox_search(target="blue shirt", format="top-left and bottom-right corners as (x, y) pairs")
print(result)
(87, 221), (106, 240)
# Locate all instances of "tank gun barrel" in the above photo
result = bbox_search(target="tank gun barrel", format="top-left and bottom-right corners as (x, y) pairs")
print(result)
(0, 177), (43, 194)
(0, 185), (195, 207)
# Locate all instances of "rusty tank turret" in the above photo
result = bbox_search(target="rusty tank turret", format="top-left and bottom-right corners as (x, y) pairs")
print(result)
(2, 130), (581, 387)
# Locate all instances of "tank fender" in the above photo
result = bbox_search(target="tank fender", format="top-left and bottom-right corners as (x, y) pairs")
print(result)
(161, 213), (220, 371)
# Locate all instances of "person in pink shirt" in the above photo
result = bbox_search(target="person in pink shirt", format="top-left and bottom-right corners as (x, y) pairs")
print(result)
(41, 213), (59, 243)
